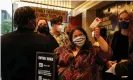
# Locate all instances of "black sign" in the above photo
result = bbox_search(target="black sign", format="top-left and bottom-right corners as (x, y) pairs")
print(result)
(36, 52), (55, 80)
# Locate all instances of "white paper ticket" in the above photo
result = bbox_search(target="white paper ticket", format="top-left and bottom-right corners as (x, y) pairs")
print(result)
(89, 17), (101, 29)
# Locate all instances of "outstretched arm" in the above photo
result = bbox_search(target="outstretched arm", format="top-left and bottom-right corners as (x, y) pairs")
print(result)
(94, 27), (108, 52)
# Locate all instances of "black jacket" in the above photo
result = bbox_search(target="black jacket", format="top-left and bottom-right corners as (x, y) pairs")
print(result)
(40, 33), (59, 52)
(1, 30), (56, 80)
(115, 42), (133, 79)
(111, 31), (129, 62)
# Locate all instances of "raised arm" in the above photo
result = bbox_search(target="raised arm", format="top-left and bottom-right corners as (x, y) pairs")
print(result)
(96, 36), (108, 52)
(94, 27), (109, 52)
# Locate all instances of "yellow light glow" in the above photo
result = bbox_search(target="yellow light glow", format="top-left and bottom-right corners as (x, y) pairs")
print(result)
(15, 0), (72, 12)
(12, 0), (20, 3)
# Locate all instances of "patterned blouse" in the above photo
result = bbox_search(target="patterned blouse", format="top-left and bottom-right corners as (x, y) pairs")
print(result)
(50, 31), (70, 46)
(54, 45), (111, 80)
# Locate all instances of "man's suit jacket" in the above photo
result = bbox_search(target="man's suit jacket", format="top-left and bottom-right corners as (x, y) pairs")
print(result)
(1, 30), (55, 80)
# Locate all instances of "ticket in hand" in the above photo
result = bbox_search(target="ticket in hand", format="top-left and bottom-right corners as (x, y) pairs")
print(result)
(89, 17), (101, 29)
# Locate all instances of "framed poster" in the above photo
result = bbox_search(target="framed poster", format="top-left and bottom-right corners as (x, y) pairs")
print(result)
(35, 52), (56, 80)
(32, 7), (67, 22)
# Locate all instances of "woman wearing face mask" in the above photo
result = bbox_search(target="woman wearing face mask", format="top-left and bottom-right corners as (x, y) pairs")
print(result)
(37, 19), (50, 35)
(106, 10), (131, 80)
(37, 19), (59, 79)
(54, 27), (110, 80)
(37, 19), (59, 52)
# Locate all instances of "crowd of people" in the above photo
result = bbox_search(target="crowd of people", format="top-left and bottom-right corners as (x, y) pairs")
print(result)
(1, 6), (133, 80)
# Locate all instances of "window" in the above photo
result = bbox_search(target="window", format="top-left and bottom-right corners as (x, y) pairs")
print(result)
(1, 0), (12, 35)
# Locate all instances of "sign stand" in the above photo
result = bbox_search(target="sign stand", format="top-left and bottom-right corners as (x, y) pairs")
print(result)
(35, 52), (55, 80)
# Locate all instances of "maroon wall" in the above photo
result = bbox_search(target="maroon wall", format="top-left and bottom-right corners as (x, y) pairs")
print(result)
(68, 13), (82, 30)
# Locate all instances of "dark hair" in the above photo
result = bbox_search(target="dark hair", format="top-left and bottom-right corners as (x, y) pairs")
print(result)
(50, 18), (57, 26)
(129, 21), (133, 46)
(37, 19), (49, 33)
(129, 42), (133, 54)
(14, 6), (36, 29)
(56, 16), (63, 23)
(37, 19), (48, 26)
(69, 27), (92, 50)
(100, 28), (107, 37)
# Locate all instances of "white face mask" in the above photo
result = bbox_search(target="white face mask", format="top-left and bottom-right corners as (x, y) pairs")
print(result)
(73, 35), (86, 47)
(57, 25), (62, 32)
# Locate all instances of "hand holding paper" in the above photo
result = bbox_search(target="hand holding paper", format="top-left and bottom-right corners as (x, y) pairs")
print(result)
(89, 17), (101, 30)
(107, 60), (117, 68)
(90, 17), (101, 38)
(105, 63), (117, 74)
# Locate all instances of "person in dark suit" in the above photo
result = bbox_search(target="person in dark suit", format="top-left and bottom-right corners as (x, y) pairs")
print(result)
(1, 6), (53, 80)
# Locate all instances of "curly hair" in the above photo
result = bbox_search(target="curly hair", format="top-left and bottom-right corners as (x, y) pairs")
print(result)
(56, 16), (63, 23)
